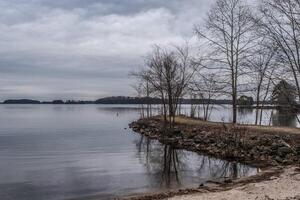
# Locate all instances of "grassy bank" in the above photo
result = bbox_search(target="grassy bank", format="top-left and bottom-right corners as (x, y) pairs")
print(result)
(173, 116), (300, 136)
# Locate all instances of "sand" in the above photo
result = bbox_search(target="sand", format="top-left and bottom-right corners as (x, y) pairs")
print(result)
(169, 167), (300, 200)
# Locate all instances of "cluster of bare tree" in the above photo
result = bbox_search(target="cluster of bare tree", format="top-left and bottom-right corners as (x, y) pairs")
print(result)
(132, 45), (197, 127)
(133, 0), (300, 126)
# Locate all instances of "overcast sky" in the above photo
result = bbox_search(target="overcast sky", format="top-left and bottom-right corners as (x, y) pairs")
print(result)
(0, 0), (212, 101)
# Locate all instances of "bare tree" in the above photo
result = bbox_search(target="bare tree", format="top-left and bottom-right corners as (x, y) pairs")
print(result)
(131, 78), (154, 118)
(195, 0), (256, 124)
(245, 38), (277, 125)
(133, 45), (196, 128)
(171, 45), (198, 122)
(131, 81), (146, 118)
(258, 0), (300, 101)
(190, 71), (223, 121)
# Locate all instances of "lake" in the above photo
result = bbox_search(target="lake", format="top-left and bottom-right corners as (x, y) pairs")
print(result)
(177, 104), (300, 128)
(0, 105), (258, 200)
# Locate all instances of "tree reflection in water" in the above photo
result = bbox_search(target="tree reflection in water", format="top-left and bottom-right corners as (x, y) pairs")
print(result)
(134, 136), (256, 189)
(272, 110), (297, 127)
(134, 136), (185, 188)
(237, 108), (254, 124)
(197, 157), (254, 181)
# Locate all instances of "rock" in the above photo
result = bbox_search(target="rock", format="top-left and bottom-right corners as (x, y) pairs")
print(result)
(224, 179), (233, 183)
(194, 139), (202, 144)
(294, 195), (300, 199)
(296, 146), (300, 155)
(192, 128), (198, 133)
(186, 134), (193, 139)
(275, 156), (283, 163)
(250, 135), (257, 140)
(243, 143), (253, 151)
(278, 140), (292, 148)
(278, 146), (293, 157)
(198, 183), (204, 188)
(271, 142), (280, 150)
(283, 159), (293, 165)
(173, 128), (181, 134)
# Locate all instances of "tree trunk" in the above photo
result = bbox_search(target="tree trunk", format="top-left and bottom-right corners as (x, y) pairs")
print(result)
(255, 85), (261, 125)
(232, 94), (237, 124)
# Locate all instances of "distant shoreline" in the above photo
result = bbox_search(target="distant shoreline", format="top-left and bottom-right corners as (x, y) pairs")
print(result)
(1, 97), (273, 105)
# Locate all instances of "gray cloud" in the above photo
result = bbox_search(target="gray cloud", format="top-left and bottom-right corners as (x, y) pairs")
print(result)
(0, 0), (212, 101)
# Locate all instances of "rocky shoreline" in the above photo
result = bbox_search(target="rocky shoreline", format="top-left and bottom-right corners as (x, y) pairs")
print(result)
(129, 117), (300, 168)
(121, 116), (300, 199)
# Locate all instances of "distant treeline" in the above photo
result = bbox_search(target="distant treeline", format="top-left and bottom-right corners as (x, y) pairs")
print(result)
(2, 96), (237, 105)
(2, 97), (274, 105)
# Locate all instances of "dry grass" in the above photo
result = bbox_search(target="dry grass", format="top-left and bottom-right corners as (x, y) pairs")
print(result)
(173, 116), (300, 136)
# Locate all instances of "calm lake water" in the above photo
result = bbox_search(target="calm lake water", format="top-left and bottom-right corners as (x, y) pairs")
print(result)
(178, 104), (300, 128)
(0, 105), (258, 200)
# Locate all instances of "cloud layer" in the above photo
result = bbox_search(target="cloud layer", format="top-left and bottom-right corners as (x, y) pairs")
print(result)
(0, 0), (212, 100)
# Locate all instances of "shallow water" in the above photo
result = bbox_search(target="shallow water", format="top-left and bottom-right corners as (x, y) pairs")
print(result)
(0, 105), (257, 200)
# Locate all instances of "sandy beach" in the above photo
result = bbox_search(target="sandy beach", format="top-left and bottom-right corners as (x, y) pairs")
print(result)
(169, 167), (300, 200)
